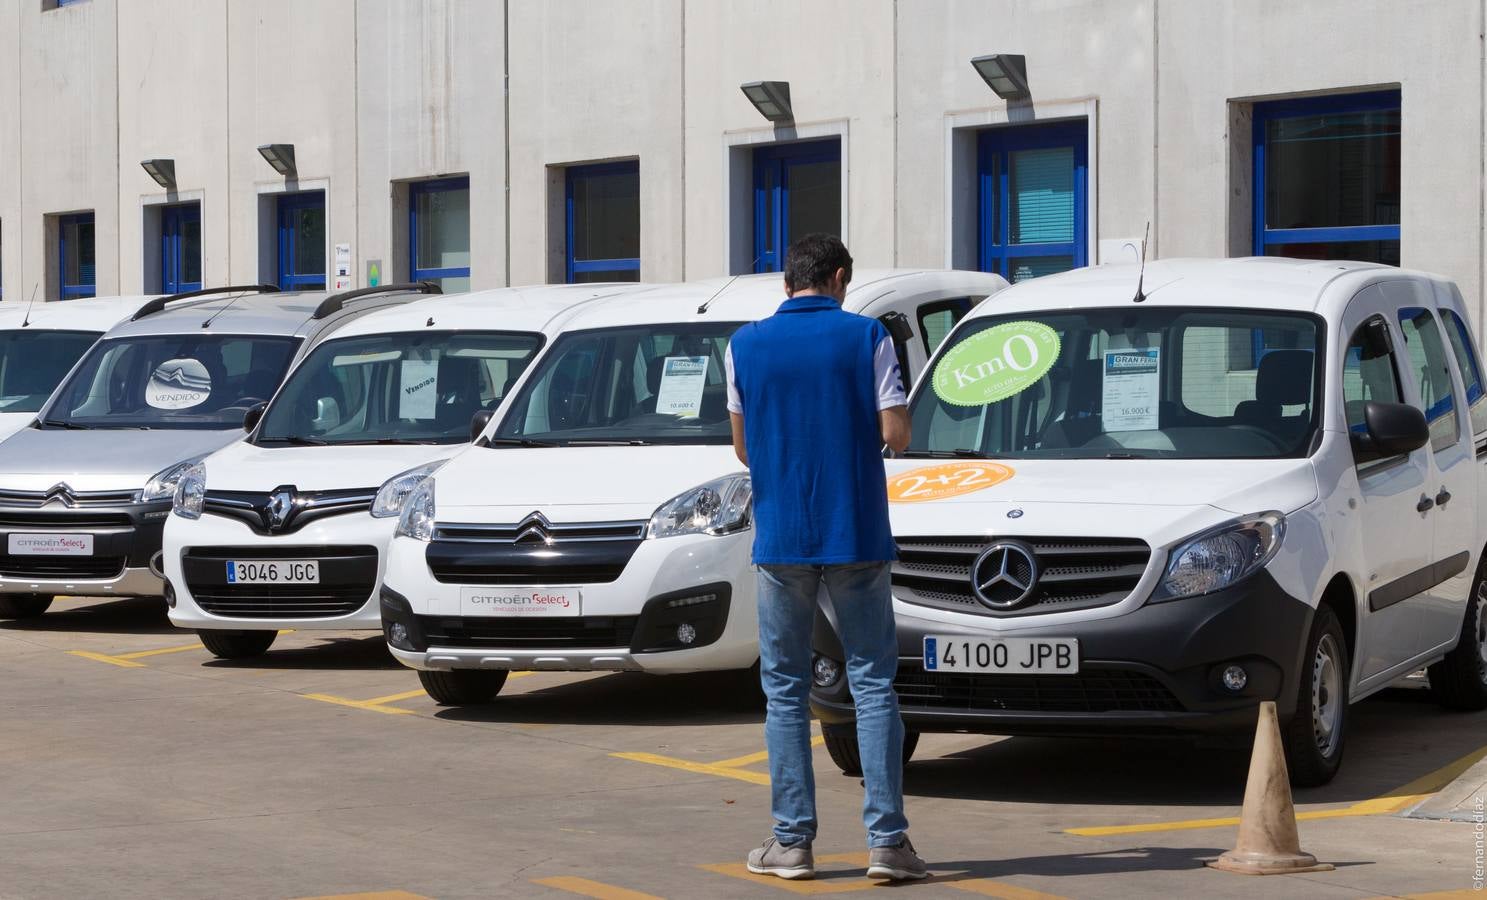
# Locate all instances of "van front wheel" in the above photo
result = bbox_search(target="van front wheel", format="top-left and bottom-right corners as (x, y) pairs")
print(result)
(821, 722), (920, 777)
(0, 595), (52, 619)
(198, 629), (277, 659)
(1428, 570), (1487, 711)
(418, 669), (508, 706)
(1282, 605), (1349, 788)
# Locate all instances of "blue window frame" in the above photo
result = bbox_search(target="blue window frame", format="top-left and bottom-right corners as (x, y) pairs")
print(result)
(566, 162), (640, 283)
(1253, 90), (1401, 265)
(276, 191), (326, 291)
(977, 121), (1088, 282)
(58, 212), (96, 299)
(161, 203), (202, 294)
(409, 176), (471, 292)
(752, 139), (841, 273)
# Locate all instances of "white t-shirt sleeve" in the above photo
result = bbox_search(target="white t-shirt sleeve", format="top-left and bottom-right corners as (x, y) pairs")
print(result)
(725, 344), (743, 414)
(875, 336), (908, 410)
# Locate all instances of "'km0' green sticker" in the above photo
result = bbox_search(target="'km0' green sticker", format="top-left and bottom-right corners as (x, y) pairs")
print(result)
(932, 321), (1061, 406)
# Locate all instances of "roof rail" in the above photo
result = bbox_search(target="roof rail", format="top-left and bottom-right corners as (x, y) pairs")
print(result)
(310, 281), (442, 321)
(131, 284), (280, 321)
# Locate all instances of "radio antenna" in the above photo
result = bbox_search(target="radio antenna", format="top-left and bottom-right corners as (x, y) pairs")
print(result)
(697, 256), (764, 315)
(20, 283), (38, 327)
(1131, 221), (1151, 304)
(200, 290), (249, 329)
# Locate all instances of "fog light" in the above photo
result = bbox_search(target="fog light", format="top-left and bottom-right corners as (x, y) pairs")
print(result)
(676, 623), (697, 645)
(1222, 665), (1248, 692)
(812, 655), (841, 688)
(163, 581), (177, 609)
(389, 622), (409, 647)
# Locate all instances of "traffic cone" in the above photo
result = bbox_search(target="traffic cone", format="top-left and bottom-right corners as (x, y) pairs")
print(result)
(1207, 700), (1334, 875)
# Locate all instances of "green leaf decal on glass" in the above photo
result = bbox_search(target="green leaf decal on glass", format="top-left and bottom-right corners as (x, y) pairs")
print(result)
(932, 320), (1061, 406)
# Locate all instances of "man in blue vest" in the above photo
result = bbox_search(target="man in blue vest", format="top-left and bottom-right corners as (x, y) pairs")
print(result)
(726, 233), (925, 882)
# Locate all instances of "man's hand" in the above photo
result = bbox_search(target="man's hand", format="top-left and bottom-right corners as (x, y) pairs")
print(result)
(730, 412), (748, 465)
(881, 405), (911, 453)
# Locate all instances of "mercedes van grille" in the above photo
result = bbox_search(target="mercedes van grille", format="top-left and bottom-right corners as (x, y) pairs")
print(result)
(893, 536), (1150, 617)
(894, 663), (1181, 713)
(426, 517), (647, 585)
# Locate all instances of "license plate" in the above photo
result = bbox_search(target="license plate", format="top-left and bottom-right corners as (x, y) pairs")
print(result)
(923, 635), (1079, 674)
(7, 533), (94, 556)
(224, 560), (320, 585)
(460, 586), (581, 617)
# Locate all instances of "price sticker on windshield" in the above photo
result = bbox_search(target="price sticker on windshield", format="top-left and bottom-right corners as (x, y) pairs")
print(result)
(887, 462), (1014, 503)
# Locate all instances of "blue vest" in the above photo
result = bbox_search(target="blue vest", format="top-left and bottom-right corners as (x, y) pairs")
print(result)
(730, 295), (897, 566)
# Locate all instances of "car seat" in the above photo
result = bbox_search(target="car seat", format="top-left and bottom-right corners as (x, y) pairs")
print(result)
(433, 356), (484, 433)
(1234, 350), (1314, 445)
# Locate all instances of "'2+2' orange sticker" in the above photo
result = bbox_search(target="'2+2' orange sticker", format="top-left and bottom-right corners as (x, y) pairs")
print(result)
(886, 462), (1014, 503)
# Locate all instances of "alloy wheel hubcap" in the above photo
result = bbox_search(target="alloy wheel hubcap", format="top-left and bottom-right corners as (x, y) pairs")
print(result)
(1312, 633), (1342, 756)
(1475, 586), (1487, 673)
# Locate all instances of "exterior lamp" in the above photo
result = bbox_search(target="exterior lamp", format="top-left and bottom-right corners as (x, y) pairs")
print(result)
(140, 159), (176, 189)
(257, 143), (297, 177)
(971, 54), (1030, 101)
(740, 81), (793, 124)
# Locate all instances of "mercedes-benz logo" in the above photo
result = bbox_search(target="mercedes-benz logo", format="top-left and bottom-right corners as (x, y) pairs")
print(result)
(267, 487), (296, 530)
(969, 541), (1039, 609)
(514, 511), (555, 546)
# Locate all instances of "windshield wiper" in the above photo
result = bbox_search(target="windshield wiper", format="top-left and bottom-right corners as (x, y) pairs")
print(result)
(486, 437), (559, 448)
(341, 438), (441, 446)
(1103, 452), (1152, 460)
(39, 419), (90, 430)
(563, 439), (656, 447)
(898, 448), (1000, 459)
(259, 435), (330, 446)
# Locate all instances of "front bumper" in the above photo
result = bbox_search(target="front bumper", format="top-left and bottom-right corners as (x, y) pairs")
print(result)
(0, 501), (169, 598)
(809, 570), (1312, 736)
(164, 511), (393, 631)
(379, 527), (759, 673)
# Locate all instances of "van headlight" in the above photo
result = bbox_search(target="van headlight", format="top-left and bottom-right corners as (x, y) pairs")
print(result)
(372, 459), (449, 518)
(1153, 512), (1285, 601)
(394, 477), (437, 542)
(647, 474), (752, 539)
(170, 462), (207, 520)
(142, 456), (206, 505)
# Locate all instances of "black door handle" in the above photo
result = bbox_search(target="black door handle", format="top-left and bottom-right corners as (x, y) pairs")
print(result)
(1417, 495), (1435, 513)
(1436, 488), (1453, 507)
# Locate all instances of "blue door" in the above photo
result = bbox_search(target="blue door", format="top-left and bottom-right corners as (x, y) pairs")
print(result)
(277, 192), (326, 291)
(977, 121), (1088, 281)
(753, 139), (841, 273)
(161, 203), (202, 294)
(59, 212), (96, 299)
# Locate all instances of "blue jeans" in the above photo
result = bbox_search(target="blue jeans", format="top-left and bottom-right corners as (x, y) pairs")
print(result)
(755, 561), (907, 848)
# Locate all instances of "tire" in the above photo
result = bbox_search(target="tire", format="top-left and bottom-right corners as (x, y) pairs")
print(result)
(198, 629), (277, 660)
(821, 722), (920, 777)
(418, 668), (508, 706)
(1428, 560), (1487, 711)
(0, 595), (52, 619)
(1282, 604), (1349, 788)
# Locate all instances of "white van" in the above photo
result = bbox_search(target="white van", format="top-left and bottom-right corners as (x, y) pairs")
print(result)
(807, 258), (1487, 786)
(163, 284), (653, 658)
(379, 270), (1009, 704)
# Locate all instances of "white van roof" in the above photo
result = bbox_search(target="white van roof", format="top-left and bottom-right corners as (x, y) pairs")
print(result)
(327, 283), (660, 340)
(0, 295), (159, 332)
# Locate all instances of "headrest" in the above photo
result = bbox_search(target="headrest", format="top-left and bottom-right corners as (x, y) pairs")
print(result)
(437, 355), (482, 392)
(646, 356), (666, 396)
(1256, 350), (1314, 406)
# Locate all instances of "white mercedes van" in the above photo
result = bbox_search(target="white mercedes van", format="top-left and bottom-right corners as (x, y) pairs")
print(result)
(162, 284), (653, 658)
(378, 270), (1009, 704)
(807, 258), (1487, 786)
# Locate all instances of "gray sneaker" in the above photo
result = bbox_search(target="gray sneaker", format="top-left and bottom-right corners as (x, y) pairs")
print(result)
(746, 836), (815, 880)
(867, 836), (928, 881)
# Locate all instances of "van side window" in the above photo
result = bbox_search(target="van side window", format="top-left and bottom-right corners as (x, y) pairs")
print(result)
(1342, 317), (1404, 438)
(1397, 307), (1460, 452)
(1441, 309), (1487, 435)
(917, 298), (975, 356)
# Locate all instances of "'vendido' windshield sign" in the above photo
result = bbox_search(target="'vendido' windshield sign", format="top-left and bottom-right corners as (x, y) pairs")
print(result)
(932, 321), (1060, 406)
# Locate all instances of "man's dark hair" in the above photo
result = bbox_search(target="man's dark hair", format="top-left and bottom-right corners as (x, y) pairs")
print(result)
(783, 233), (853, 293)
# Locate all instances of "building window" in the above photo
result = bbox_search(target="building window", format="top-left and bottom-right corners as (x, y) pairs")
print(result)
(59, 212), (96, 299)
(276, 191), (326, 291)
(409, 177), (471, 292)
(753, 139), (840, 273)
(161, 203), (202, 294)
(1253, 90), (1400, 265)
(566, 162), (639, 283)
(977, 121), (1088, 282)
(44, 0), (89, 9)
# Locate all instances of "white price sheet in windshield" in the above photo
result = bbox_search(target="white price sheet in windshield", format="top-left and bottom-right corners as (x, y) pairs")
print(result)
(654, 356), (708, 417)
(399, 359), (439, 420)
(1102, 349), (1160, 432)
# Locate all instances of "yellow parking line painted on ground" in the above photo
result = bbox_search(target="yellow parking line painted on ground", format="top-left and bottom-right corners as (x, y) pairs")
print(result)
(700, 854), (872, 895)
(946, 880), (1068, 899)
(115, 642), (204, 660)
(711, 735), (825, 770)
(610, 751), (772, 785)
(66, 650), (146, 669)
(1066, 742), (1487, 836)
(290, 892), (432, 900)
(359, 688), (429, 706)
(300, 693), (418, 715)
(531, 875), (664, 900)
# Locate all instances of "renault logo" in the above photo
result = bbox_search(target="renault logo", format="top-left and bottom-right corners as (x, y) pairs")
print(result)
(267, 487), (296, 530)
(969, 541), (1039, 609)
(514, 511), (555, 546)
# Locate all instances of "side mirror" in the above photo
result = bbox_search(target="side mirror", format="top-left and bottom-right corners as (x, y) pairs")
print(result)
(469, 409), (495, 443)
(243, 402), (267, 433)
(1351, 400), (1429, 463)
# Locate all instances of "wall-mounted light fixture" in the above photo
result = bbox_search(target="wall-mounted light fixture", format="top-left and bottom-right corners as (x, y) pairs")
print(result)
(971, 54), (1030, 101)
(740, 81), (793, 124)
(257, 143), (297, 177)
(140, 158), (176, 189)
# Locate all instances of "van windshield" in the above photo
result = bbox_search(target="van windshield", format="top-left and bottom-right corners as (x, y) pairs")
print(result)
(0, 329), (102, 414)
(909, 308), (1322, 459)
(493, 323), (742, 446)
(256, 331), (543, 446)
(43, 334), (299, 430)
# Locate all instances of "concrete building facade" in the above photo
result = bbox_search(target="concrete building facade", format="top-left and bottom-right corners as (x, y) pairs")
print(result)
(0, 0), (1480, 330)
